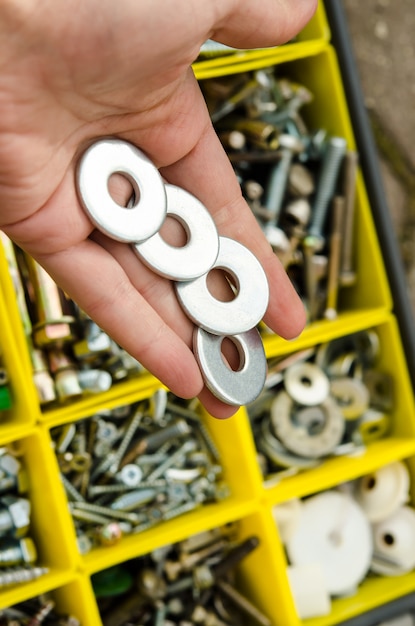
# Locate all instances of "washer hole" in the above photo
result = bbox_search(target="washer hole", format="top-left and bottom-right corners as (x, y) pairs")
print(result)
(221, 337), (245, 372)
(206, 269), (239, 303)
(108, 173), (140, 208)
(300, 375), (313, 388)
(383, 532), (395, 546)
(365, 475), (377, 490)
(159, 215), (189, 247)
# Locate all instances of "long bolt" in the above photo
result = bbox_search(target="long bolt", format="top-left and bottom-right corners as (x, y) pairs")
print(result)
(27, 600), (55, 626)
(0, 566), (49, 587)
(308, 136), (347, 249)
(106, 408), (143, 475)
(119, 419), (191, 467)
(146, 440), (197, 482)
(217, 580), (272, 626)
(263, 135), (304, 223)
(324, 195), (345, 320)
(340, 150), (359, 285)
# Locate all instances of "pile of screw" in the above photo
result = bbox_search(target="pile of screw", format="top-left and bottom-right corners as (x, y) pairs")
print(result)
(201, 70), (359, 322)
(247, 330), (393, 480)
(1, 234), (145, 408)
(51, 390), (230, 554)
(0, 447), (48, 588)
(94, 524), (271, 626)
(0, 594), (80, 626)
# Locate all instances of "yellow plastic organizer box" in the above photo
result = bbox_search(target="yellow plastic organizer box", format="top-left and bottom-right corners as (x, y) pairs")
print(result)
(0, 4), (413, 625)
(193, 1), (330, 79)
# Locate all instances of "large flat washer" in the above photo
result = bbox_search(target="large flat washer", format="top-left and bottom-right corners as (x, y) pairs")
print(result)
(133, 184), (219, 280)
(176, 236), (269, 335)
(193, 326), (267, 406)
(77, 138), (167, 243)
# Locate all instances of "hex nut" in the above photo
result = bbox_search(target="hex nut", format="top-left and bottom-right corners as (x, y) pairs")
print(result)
(0, 454), (21, 477)
(2, 496), (31, 537)
(32, 318), (77, 348)
(19, 537), (37, 563)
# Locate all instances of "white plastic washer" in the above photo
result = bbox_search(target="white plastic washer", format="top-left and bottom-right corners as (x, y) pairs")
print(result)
(284, 362), (330, 406)
(355, 461), (410, 523)
(176, 236), (269, 335)
(77, 138), (167, 243)
(286, 491), (373, 596)
(371, 505), (415, 575)
(133, 184), (219, 280)
(193, 326), (267, 406)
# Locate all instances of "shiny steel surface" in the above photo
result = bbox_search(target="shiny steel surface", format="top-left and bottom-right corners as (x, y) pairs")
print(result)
(77, 138), (167, 243)
(176, 236), (269, 335)
(133, 184), (219, 280)
(193, 326), (267, 406)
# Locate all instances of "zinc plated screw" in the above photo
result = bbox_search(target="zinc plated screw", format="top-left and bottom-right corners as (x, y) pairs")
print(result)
(165, 402), (221, 463)
(0, 566), (49, 587)
(26, 599), (55, 626)
(119, 418), (192, 467)
(70, 501), (142, 525)
(262, 134), (305, 223)
(146, 440), (197, 482)
(340, 150), (359, 286)
(324, 195), (345, 320)
(216, 580), (272, 626)
(106, 408), (143, 476)
(307, 136), (347, 249)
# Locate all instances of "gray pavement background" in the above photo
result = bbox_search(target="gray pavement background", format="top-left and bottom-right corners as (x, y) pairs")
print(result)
(342, 0), (415, 313)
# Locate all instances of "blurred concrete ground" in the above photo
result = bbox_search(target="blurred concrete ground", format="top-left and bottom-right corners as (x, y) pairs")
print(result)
(342, 0), (415, 314)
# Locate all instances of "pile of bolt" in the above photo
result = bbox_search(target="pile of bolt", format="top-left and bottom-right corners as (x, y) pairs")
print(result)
(0, 594), (80, 626)
(0, 364), (12, 413)
(247, 330), (393, 479)
(51, 391), (230, 553)
(200, 70), (358, 322)
(93, 524), (271, 626)
(0, 448), (48, 588)
(1, 234), (144, 408)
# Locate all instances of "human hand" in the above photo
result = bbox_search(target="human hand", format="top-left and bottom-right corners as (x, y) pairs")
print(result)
(0, 0), (315, 417)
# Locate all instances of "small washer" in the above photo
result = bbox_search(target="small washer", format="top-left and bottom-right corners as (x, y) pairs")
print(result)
(193, 326), (267, 406)
(176, 236), (269, 335)
(284, 361), (330, 406)
(330, 377), (370, 419)
(133, 184), (219, 280)
(77, 138), (167, 243)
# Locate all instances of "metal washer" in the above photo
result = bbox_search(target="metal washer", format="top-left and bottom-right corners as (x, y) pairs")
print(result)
(176, 236), (269, 335)
(193, 326), (267, 406)
(270, 390), (345, 458)
(133, 184), (219, 281)
(77, 138), (167, 243)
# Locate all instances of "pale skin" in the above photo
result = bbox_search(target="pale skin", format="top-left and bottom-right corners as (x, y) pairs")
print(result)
(0, 0), (316, 418)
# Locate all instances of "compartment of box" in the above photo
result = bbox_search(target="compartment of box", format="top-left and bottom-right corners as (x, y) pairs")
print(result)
(47, 389), (261, 575)
(0, 574), (98, 625)
(0, 238), (159, 423)
(193, 2), (330, 80)
(0, 429), (78, 610)
(89, 509), (292, 626)
(0, 283), (37, 440)
(270, 457), (415, 625)
(245, 314), (415, 504)
(198, 46), (391, 331)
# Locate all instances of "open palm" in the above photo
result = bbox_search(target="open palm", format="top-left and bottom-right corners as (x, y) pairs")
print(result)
(0, 0), (315, 417)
